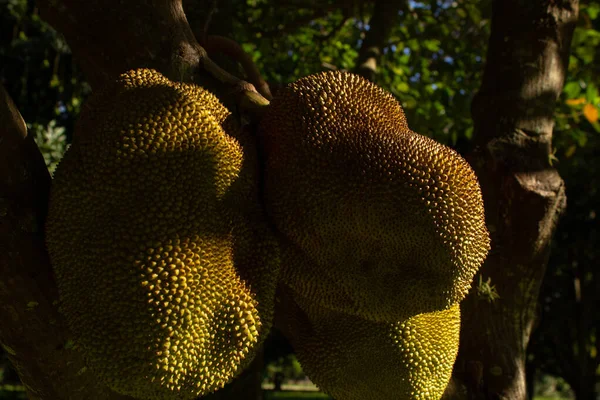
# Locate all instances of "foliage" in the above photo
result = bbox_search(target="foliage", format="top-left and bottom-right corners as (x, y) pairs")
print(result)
(29, 119), (67, 173)
(237, 0), (491, 148)
(264, 392), (331, 400)
(0, 385), (27, 400)
(0, 0), (598, 398)
(0, 0), (89, 141)
(554, 1), (600, 153)
(476, 275), (500, 303)
(265, 354), (306, 384)
(532, 374), (574, 399)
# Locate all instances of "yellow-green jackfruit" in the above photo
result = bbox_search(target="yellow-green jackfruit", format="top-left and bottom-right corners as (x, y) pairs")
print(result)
(259, 71), (490, 322)
(276, 286), (461, 400)
(46, 69), (280, 399)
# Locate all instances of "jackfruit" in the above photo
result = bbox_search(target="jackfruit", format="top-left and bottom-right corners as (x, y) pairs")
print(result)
(276, 285), (461, 400)
(259, 71), (490, 322)
(46, 69), (280, 399)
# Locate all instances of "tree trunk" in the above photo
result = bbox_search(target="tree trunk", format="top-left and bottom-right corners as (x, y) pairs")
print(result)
(452, 1), (578, 399)
(35, 0), (203, 89)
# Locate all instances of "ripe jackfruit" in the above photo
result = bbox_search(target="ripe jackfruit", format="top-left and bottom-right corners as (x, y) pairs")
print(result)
(276, 286), (461, 400)
(46, 69), (280, 399)
(259, 71), (490, 322)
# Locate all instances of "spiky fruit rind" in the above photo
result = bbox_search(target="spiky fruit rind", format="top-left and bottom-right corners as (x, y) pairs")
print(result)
(277, 288), (460, 400)
(46, 69), (279, 399)
(260, 71), (490, 322)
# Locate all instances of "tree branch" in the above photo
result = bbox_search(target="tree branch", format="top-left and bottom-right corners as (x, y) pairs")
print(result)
(35, 0), (204, 89)
(0, 85), (133, 399)
(203, 35), (273, 100)
(36, 0), (269, 118)
(354, 0), (406, 81)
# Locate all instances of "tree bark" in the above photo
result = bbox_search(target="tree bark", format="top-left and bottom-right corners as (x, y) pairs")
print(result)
(35, 0), (204, 89)
(354, 0), (406, 81)
(452, 1), (578, 399)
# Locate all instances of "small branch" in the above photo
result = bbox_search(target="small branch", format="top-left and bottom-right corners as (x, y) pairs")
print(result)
(193, 45), (271, 116)
(204, 35), (273, 100)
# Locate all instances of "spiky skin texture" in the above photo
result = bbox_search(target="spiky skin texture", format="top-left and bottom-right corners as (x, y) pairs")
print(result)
(46, 69), (280, 399)
(259, 71), (490, 323)
(277, 287), (461, 400)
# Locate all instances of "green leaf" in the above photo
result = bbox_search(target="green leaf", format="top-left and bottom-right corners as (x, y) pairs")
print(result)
(564, 81), (582, 98)
(423, 39), (440, 52)
(585, 83), (599, 103)
(585, 3), (600, 20)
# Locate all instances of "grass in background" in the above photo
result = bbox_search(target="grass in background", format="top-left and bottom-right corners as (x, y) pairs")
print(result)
(0, 384), (26, 400)
(264, 391), (331, 399)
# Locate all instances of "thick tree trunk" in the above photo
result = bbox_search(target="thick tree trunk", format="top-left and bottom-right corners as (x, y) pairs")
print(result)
(36, 0), (203, 89)
(451, 1), (578, 399)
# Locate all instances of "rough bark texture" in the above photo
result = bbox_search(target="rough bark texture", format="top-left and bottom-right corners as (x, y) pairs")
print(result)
(36, 0), (204, 89)
(354, 0), (406, 81)
(451, 1), (578, 399)
(0, 85), (133, 400)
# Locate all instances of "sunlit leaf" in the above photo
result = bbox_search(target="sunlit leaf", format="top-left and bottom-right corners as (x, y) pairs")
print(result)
(586, 3), (600, 19)
(583, 103), (599, 123)
(566, 97), (586, 106)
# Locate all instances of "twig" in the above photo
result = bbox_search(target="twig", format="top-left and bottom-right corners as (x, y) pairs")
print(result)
(201, 0), (219, 44)
(205, 35), (273, 100)
(354, 0), (404, 81)
(193, 44), (271, 119)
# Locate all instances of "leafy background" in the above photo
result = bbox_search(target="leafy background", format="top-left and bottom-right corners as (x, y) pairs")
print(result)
(1, 0), (599, 398)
